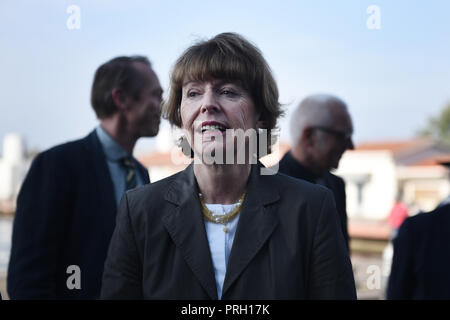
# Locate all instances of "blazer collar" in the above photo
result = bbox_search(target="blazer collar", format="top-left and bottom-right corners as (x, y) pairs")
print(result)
(162, 163), (217, 299)
(163, 162), (280, 299)
(222, 162), (280, 298)
(164, 162), (279, 206)
(94, 126), (150, 184)
(84, 130), (117, 215)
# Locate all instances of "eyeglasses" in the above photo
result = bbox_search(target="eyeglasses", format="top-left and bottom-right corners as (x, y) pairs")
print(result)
(311, 126), (353, 142)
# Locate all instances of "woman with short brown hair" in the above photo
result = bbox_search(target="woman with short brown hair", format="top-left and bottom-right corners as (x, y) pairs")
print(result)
(101, 32), (356, 300)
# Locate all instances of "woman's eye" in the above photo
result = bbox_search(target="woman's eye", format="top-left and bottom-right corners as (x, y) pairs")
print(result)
(187, 91), (198, 97)
(221, 89), (237, 96)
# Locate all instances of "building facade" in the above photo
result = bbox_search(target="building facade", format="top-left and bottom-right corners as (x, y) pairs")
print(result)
(335, 139), (450, 221)
(0, 134), (31, 214)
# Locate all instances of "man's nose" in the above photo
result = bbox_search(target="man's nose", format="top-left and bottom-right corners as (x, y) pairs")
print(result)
(347, 137), (355, 150)
(156, 100), (163, 114)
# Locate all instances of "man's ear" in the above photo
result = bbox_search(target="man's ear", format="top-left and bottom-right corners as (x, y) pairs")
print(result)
(111, 88), (129, 112)
(302, 127), (315, 146)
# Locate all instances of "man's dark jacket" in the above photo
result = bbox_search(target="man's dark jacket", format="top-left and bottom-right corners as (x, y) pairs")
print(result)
(388, 203), (450, 299)
(278, 152), (349, 250)
(7, 130), (149, 299)
(101, 163), (356, 299)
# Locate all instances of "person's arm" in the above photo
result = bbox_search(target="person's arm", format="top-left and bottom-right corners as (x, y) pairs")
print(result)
(101, 192), (143, 299)
(308, 189), (357, 299)
(7, 152), (71, 299)
(387, 218), (414, 299)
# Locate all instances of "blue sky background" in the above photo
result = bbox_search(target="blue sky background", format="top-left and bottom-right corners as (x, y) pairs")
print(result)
(1, 0), (450, 155)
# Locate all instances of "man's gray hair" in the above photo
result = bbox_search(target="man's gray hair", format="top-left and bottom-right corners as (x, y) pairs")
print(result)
(290, 94), (348, 144)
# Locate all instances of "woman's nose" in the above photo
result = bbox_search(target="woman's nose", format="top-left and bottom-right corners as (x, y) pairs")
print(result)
(200, 90), (220, 114)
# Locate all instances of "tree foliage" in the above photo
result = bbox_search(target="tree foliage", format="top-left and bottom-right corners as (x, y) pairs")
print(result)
(419, 103), (450, 146)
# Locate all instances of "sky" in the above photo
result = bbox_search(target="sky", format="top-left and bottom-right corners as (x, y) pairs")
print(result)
(1, 0), (450, 155)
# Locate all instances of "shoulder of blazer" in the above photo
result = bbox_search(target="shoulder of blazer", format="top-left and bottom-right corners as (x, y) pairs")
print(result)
(133, 159), (150, 184)
(122, 167), (186, 210)
(397, 211), (432, 250)
(326, 172), (345, 188)
(40, 130), (95, 156)
(402, 204), (450, 237)
(272, 170), (332, 202)
(30, 130), (97, 171)
(121, 164), (334, 221)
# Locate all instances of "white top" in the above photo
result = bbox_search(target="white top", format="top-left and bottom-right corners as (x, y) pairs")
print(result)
(203, 202), (241, 299)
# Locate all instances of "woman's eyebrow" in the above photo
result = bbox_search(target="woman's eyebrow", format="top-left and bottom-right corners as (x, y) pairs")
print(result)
(182, 79), (201, 86)
(214, 80), (243, 88)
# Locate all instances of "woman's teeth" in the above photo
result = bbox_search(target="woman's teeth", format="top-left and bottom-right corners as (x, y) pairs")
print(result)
(202, 124), (226, 132)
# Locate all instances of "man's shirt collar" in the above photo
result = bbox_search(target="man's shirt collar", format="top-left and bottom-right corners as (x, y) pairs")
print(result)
(95, 125), (129, 162)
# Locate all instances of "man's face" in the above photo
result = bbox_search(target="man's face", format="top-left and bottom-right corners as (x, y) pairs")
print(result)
(125, 63), (163, 138)
(310, 108), (354, 173)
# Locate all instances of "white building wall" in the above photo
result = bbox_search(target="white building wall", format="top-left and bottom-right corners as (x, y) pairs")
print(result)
(0, 134), (31, 212)
(398, 166), (450, 212)
(0, 162), (13, 199)
(335, 150), (397, 220)
(3, 133), (25, 164)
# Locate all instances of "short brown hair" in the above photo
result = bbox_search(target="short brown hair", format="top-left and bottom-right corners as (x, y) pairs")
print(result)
(91, 56), (151, 119)
(163, 33), (283, 131)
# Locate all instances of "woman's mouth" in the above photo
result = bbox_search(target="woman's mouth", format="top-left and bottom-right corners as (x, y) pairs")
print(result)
(198, 121), (229, 135)
(201, 124), (226, 133)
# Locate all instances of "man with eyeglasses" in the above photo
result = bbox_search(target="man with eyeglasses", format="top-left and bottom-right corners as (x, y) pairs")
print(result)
(278, 94), (354, 250)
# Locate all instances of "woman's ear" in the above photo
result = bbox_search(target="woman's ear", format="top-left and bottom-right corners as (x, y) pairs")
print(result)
(256, 120), (266, 129)
(177, 107), (183, 127)
(255, 113), (266, 129)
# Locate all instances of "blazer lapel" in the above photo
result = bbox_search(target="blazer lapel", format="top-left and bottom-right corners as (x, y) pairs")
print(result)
(137, 164), (150, 184)
(222, 163), (280, 297)
(132, 158), (150, 184)
(85, 130), (117, 216)
(162, 164), (218, 299)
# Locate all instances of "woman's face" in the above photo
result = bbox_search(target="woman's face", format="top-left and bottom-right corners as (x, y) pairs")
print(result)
(180, 78), (260, 162)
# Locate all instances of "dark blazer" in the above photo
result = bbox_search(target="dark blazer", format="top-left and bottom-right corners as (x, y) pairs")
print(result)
(387, 203), (450, 299)
(7, 130), (149, 299)
(278, 152), (350, 250)
(101, 163), (356, 299)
